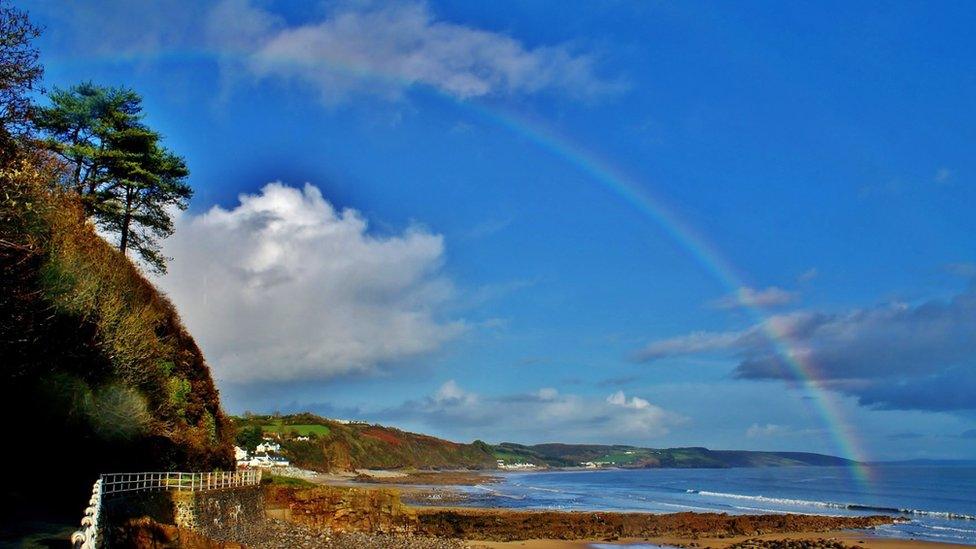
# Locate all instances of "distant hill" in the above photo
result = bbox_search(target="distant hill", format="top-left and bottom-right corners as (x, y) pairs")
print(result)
(234, 413), (855, 471)
(495, 442), (855, 468)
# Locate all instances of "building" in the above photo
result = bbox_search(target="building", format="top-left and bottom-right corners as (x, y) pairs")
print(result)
(247, 453), (290, 468)
(496, 459), (538, 470)
(256, 440), (281, 453)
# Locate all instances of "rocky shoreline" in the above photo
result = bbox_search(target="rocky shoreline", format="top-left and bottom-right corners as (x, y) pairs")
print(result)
(412, 508), (893, 542)
(114, 484), (900, 548)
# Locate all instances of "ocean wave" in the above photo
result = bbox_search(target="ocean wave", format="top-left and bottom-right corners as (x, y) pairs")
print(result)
(686, 490), (976, 521)
(928, 525), (976, 533)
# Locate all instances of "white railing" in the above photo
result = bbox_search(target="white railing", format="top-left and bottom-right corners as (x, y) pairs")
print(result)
(100, 470), (262, 495)
(70, 478), (102, 549)
(70, 470), (261, 548)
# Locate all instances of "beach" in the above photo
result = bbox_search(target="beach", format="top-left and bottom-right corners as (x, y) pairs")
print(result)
(260, 465), (976, 549)
(473, 531), (976, 549)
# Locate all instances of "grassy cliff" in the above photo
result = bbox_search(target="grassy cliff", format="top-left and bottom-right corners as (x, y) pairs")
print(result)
(233, 413), (496, 471)
(0, 153), (233, 506)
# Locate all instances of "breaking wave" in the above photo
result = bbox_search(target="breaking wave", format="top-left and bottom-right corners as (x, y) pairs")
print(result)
(686, 490), (976, 521)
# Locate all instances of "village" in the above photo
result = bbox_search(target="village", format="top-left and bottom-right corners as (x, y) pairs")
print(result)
(234, 436), (295, 469)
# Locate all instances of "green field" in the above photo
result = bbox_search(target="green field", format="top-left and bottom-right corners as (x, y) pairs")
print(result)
(599, 450), (648, 464)
(261, 423), (331, 437)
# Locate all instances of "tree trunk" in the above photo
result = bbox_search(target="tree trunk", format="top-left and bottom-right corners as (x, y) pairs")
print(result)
(119, 187), (133, 254)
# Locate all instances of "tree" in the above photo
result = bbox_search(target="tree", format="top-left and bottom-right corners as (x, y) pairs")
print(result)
(33, 83), (142, 200)
(0, 0), (43, 157)
(35, 84), (191, 273)
(235, 425), (263, 454)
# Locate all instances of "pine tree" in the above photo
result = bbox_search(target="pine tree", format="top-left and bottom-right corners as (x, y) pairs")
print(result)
(35, 83), (191, 273)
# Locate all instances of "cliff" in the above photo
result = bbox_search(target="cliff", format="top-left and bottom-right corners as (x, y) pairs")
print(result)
(0, 153), (233, 514)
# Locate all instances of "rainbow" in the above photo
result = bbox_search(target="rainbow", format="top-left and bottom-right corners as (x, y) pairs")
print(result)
(457, 101), (873, 489)
(67, 49), (873, 489)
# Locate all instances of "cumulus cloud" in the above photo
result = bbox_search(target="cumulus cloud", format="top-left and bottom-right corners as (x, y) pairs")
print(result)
(606, 390), (651, 410)
(635, 287), (976, 412)
(156, 182), (464, 382)
(207, 0), (622, 104)
(380, 382), (685, 443)
(710, 286), (798, 310)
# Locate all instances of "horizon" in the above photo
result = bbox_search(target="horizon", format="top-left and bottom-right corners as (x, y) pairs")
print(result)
(21, 0), (976, 461)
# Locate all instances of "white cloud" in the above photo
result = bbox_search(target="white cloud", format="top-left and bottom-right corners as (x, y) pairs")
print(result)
(537, 387), (560, 401)
(633, 330), (746, 362)
(208, 0), (622, 104)
(434, 380), (477, 406)
(383, 383), (685, 443)
(606, 390), (651, 410)
(746, 423), (785, 438)
(156, 182), (464, 383)
(711, 286), (798, 310)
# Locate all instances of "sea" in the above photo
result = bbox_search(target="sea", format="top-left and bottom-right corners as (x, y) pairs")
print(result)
(453, 464), (976, 546)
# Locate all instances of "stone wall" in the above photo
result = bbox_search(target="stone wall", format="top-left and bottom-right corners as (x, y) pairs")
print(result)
(102, 486), (264, 545)
(172, 486), (264, 540)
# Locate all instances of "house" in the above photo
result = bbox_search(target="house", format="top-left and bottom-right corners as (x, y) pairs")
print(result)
(234, 446), (248, 461)
(247, 453), (290, 468)
(256, 440), (281, 453)
(496, 460), (538, 470)
(295, 435), (310, 442)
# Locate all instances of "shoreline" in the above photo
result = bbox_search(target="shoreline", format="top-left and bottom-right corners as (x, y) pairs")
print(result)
(267, 468), (972, 549)
(471, 530), (976, 549)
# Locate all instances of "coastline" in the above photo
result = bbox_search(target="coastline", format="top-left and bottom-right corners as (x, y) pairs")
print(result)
(265, 468), (971, 549)
(472, 531), (976, 549)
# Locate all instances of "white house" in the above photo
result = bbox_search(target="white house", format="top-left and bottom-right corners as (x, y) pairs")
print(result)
(496, 460), (538, 470)
(234, 446), (248, 461)
(256, 440), (281, 453)
(247, 453), (290, 468)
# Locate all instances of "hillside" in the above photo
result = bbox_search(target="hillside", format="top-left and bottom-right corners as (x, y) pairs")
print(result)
(234, 413), (854, 472)
(494, 443), (855, 468)
(233, 413), (496, 471)
(0, 153), (234, 509)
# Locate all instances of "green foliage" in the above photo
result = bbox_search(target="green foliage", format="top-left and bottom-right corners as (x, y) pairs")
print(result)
(168, 377), (192, 409)
(0, 159), (234, 472)
(264, 474), (315, 488)
(34, 83), (192, 273)
(263, 423), (331, 437)
(0, 0), (43, 152)
(235, 424), (263, 453)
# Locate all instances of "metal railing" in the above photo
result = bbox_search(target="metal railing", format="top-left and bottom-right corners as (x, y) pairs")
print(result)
(70, 470), (261, 548)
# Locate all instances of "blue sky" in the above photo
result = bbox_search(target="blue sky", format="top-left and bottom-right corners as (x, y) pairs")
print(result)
(24, 0), (976, 460)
